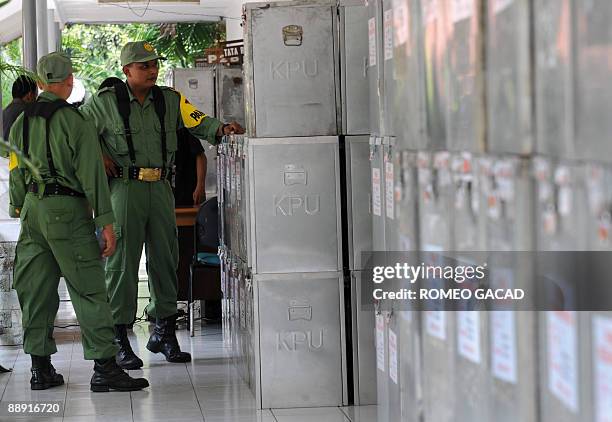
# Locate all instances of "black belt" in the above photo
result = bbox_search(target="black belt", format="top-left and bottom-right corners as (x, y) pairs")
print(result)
(113, 166), (171, 182)
(28, 182), (85, 198)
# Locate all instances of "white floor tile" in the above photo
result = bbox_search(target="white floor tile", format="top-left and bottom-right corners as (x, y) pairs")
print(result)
(0, 323), (376, 422)
(340, 405), (379, 422)
(272, 407), (350, 422)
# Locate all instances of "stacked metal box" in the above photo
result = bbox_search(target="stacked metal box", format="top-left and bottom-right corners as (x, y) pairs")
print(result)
(166, 66), (246, 198)
(534, 1), (612, 420)
(340, 0), (377, 407)
(217, 0), (381, 409)
(370, 0), (612, 420)
(215, 0), (612, 417)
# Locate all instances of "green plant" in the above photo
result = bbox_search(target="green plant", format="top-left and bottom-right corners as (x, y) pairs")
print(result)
(62, 22), (224, 94)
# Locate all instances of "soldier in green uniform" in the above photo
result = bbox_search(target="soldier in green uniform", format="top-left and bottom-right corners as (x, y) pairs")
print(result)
(9, 52), (149, 392)
(81, 42), (243, 369)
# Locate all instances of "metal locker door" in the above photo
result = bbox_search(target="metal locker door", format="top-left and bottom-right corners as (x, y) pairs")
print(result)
(397, 150), (419, 252)
(575, 1), (612, 163)
(370, 136), (386, 251)
(452, 153), (489, 422)
(346, 136), (373, 271)
(168, 68), (216, 117)
(534, 0), (575, 159)
(383, 137), (399, 252)
(483, 156), (537, 422)
(248, 136), (342, 274)
(375, 309), (389, 422)
(401, 148), (423, 421)
(381, 0), (395, 137)
(418, 151), (456, 422)
(340, 1), (370, 135)
(386, 309), (401, 422)
(367, 0), (385, 136)
(256, 272), (345, 409)
(350, 270), (377, 405)
(218, 143), (226, 247)
(486, 0), (533, 155)
(169, 68), (219, 197)
(446, 0), (485, 153)
(244, 2), (339, 137)
(420, 0), (449, 151)
(392, 0), (427, 151)
(216, 66), (245, 128)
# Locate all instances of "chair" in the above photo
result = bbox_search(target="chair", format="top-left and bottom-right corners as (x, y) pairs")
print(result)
(188, 197), (222, 336)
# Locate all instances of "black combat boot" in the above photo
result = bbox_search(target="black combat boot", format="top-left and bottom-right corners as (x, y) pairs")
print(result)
(146, 314), (191, 363)
(90, 358), (149, 392)
(114, 324), (143, 370)
(30, 355), (64, 390)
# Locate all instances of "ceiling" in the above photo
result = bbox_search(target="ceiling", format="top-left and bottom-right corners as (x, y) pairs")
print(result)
(0, 0), (244, 44)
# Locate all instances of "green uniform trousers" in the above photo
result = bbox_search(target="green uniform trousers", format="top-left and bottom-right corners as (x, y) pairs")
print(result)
(105, 178), (179, 324)
(13, 194), (118, 359)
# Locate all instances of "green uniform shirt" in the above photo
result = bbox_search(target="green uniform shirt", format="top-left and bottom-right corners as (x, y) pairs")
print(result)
(80, 85), (223, 169)
(8, 92), (115, 228)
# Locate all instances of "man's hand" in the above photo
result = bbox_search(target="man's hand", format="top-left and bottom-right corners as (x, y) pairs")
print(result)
(217, 121), (245, 136)
(193, 183), (206, 205)
(100, 224), (117, 258)
(102, 154), (119, 177)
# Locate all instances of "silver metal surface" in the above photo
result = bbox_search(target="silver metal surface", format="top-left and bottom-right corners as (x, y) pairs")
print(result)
(446, 0), (486, 153)
(534, 0), (575, 159)
(417, 150), (456, 422)
(534, 158), (593, 422)
(370, 136), (386, 251)
(243, 1), (339, 137)
(482, 155), (537, 422)
(397, 149), (419, 252)
(345, 136), (373, 271)
(167, 68), (216, 117)
(485, 0), (533, 155)
(383, 137), (399, 251)
(420, 0), (449, 151)
(350, 270), (377, 405)
(451, 152), (489, 422)
(392, 0), (426, 150)
(247, 136), (342, 273)
(340, 2), (370, 135)
(216, 66), (246, 128)
(367, 0), (385, 136)
(574, 1), (612, 163)
(381, 0), (395, 136)
(375, 309), (389, 422)
(254, 272), (345, 408)
(167, 68), (218, 195)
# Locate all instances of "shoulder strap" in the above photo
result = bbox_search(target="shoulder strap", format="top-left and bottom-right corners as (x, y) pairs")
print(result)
(22, 99), (74, 179)
(23, 99), (73, 120)
(151, 85), (167, 170)
(114, 82), (136, 165)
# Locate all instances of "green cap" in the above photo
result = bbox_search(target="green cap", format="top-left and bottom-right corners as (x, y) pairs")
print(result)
(120, 41), (166, 66)
(37, 52), (73, 84)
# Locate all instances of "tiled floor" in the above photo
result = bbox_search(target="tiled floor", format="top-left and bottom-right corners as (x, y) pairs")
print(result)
(0, 310), (377, 421)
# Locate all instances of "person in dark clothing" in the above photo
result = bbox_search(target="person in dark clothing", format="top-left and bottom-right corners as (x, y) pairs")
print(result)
(174, 127), (207, 207)
(2, 75), (37, 142)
